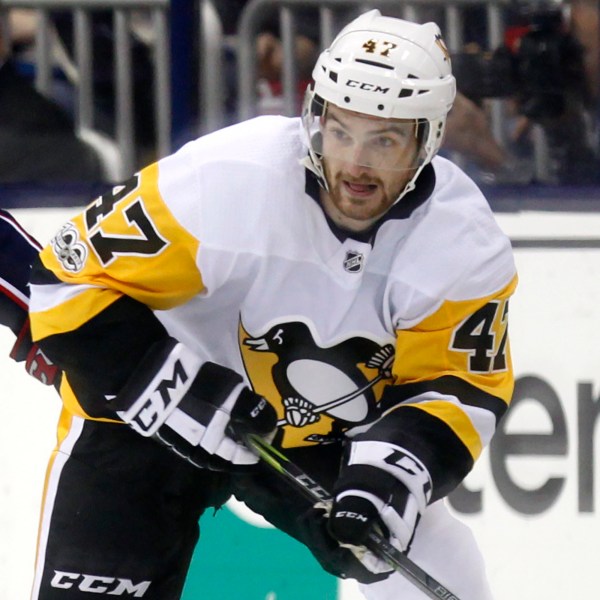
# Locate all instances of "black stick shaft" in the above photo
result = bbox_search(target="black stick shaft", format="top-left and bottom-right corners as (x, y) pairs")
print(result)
(243, 433), (463, 600)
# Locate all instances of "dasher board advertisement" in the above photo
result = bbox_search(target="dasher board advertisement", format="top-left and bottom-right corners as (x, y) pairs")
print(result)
(0, 207), (598, 600)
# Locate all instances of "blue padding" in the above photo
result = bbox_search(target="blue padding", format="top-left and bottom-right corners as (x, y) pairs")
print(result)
(0, 182), (107, 209)
(481, 184), (600, 212)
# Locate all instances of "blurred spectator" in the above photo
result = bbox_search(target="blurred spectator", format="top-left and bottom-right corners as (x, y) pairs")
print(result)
(214, 0), (319, 120)
(49, 10), (157, 164)
(216, 0), (319, 82)
(229, 2), (513, 182)
(452, 0), (599, 184)
(444, 91), (510, 173)
(570, 0), (599, 102)
(0, 13), (103, 183)
(6, 8), (37, 47)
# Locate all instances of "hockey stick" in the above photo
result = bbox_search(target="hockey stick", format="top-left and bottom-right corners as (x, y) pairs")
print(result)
(243, 433), (462, 600)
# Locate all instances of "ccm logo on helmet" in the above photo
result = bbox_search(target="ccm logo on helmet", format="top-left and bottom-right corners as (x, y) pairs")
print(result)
(346, 80), (390, 93)
(51, 571), (151, 597)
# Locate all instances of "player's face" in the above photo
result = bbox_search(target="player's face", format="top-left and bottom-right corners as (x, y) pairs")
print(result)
(319, 105), (420, 231)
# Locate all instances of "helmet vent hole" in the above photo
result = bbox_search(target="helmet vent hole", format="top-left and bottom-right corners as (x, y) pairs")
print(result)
(355, 58), (394, 70)
(328, 71), (338, 83)
(398, 89), (413, 98)
(418, 90), (429, 95)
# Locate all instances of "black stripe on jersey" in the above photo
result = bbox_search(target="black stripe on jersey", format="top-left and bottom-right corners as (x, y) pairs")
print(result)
(37, 295), (169, 418)
(355, 405), (473, 502)
(30, 255), (64, 285)
(380, 375), (509, 425)
(304, 164), (436, 244)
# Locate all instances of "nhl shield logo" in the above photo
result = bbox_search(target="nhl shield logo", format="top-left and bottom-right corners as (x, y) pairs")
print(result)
(343, 250), (364, 273)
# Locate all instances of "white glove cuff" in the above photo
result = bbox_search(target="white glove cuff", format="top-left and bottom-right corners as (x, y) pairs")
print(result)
(380, 495), (418, 551)
(117, 342), (203, 437)
(165, 381), (257, 464)
(348, 441), (433, 511)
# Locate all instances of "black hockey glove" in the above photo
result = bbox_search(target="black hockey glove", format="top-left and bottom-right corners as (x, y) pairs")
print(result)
(296, 504), (391, 584)
(328, 439), (432, 574)
(110, 337), (277, 471)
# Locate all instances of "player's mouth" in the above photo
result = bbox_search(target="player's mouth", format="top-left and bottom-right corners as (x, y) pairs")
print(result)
(343, 180), (378, 197)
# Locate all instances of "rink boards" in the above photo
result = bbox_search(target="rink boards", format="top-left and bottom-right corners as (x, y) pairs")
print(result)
(0, 204), (598, 600)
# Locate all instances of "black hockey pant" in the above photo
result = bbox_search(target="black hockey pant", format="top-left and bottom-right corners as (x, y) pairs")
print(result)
(30, 415), (376, 600)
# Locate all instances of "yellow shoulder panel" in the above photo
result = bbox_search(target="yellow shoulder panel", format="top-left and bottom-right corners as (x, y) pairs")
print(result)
(39, 162), (204, 311)
(394, 275), (518, 405)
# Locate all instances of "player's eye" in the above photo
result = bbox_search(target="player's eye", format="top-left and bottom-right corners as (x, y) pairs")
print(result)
(373, 136), (396, 148)
(329, 126), (351, 143)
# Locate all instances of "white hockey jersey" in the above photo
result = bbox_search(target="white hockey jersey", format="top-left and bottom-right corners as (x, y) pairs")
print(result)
(30, 115), (517, 499)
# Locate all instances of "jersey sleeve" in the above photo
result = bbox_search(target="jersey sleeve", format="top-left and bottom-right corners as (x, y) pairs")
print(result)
(373, 274), (517, 501)
(30, 162), (203, 341)
(0, 209), (41, 333)
(360, 159), (519, 502)
(28, 160), (203, 413)
(0, 210), (60, 385)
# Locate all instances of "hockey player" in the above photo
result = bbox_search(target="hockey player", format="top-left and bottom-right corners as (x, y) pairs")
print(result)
(0, 209), (58, 386)
(28, 10), (516, 600)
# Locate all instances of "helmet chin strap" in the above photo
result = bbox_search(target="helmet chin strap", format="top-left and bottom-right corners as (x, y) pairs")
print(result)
(391, 158), (430, 206)
(394, 178), (417, 204)
(301, 154), (327, 189)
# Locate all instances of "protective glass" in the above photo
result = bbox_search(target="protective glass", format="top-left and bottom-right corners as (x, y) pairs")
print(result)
(304, 95), (430, 173)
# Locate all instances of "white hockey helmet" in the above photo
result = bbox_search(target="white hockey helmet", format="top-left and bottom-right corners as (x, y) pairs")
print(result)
(303, 10), (456, 200)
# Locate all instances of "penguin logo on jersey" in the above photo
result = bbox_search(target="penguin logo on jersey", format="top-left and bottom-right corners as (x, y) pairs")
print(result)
(239, 319), (394, 447)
